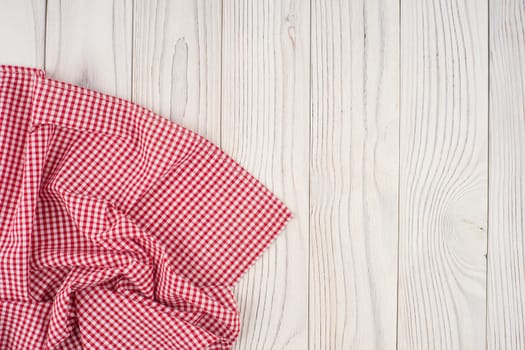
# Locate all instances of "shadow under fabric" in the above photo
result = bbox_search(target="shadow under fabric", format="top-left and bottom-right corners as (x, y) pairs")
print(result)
(0, 65), (292, 350)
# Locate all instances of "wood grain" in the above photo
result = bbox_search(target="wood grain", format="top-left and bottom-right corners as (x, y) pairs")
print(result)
(5, 1), (525, 348)
(310, 0), (399, 348)
(221, 1), (310, 349)
(45, 0), (132, 98)
(0, 0), (45, 67)
(488, 0), (525, 348)
(132, 0), (222, 143)
(398, 0), (488, 349)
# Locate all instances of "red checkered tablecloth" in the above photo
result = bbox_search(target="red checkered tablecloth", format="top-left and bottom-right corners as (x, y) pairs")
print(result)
(0, 65), (292, 350)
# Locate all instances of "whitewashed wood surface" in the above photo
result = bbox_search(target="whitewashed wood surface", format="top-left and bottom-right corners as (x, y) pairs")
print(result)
(0, 0), (523, 349)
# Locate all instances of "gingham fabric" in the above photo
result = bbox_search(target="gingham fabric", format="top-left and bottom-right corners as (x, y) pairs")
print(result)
(0, 65), (292, 350)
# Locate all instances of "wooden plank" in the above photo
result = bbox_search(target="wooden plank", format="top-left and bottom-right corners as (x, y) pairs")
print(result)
(487, 1), (525, 348)
(310, 0), (399, 349)
(221, 0), (309, 348)
(0, 0), (46, 67)
(45, 0), (132, 98)
(398, 0), (488, 349)
(132, 0), (222, 143)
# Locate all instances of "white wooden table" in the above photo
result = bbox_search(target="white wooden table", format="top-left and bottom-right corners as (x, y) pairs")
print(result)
(0, 0), (523, 349)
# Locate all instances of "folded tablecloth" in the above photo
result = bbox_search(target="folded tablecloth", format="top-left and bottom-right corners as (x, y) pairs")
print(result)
(0, 65), (292, 350)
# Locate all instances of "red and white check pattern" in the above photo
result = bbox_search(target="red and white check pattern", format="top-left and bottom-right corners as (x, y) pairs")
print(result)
(0, 65), (293, 350)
